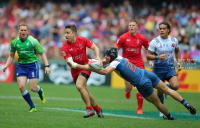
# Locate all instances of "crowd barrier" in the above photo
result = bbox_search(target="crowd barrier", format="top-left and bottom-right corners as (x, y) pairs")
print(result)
(0, 60), (110, 86)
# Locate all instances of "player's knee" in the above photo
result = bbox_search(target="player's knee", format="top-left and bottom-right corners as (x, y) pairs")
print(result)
(18, 85), (25, 92)
(76, 83), (83, 91)
(165, 88), (171, 95)
(171, 83), (180, 90)
(30, 85), (37, 92)
(124, 86), (132, 92)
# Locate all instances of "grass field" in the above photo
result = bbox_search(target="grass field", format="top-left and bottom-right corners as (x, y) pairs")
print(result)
(0, 82), (200, 128)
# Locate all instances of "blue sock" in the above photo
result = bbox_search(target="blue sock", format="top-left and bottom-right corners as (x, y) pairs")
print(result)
(181, 99), (188, 106)
(37, 85), (43, 100)
(158, 94), (164, 104)
(166, 83), (172, 89)
(22, 90), (35, 108)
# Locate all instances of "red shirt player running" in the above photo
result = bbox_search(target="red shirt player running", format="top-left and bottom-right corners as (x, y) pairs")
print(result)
(62, 24), (104, 118)
(116, 19), (149, 114)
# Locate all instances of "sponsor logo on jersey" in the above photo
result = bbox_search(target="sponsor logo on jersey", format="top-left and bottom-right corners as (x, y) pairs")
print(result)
(136, 39), (140, 43)
(172, 43), (175, 47)
(72, 54), (84, 60)
(78, 45), (83, 49)
(69, 48), (73, 51)
(126, 39), (130, 41)
(125, 48), (139, 53)
(26, 43), (29, 46)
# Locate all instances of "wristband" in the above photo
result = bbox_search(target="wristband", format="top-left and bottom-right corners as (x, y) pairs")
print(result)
(45, 65), (50, 67)
(72, 63), (77, 69)
(156, 56), (158, 60)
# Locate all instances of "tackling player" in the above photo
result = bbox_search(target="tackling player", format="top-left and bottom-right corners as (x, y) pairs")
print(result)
(116, 19), (149, 114)
(2, 24), (51, 112)
(88, 47), (196, 120)
(61, 24), (104, 118)
(146, 22), (181, 116)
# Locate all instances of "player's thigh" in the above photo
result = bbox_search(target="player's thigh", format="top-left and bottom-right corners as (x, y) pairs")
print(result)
(145, 91), (160, 105)
(124, 80), (132, 90)
(29, 78), (38, 90)
(168, 76), (179, 89)
(154, 80), (170, 94)
(76, 74), (88, 90)
(137, 80), (154, 98)
(17, 76), (28, 90)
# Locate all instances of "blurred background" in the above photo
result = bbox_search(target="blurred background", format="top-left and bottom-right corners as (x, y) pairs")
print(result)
(0, 0), (199, 62)
(0, 0), (200, 88)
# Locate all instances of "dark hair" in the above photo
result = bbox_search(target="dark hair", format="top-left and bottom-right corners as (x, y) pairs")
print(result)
(159, 22), (171, 34)
(106, 47), (118, 63)
(65, 24), (77, 33)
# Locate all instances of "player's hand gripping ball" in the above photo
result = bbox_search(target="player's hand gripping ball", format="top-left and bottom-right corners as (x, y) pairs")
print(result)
(88, 59), (102, 71)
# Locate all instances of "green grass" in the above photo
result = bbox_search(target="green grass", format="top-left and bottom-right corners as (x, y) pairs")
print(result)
(0, 82), (200, 128)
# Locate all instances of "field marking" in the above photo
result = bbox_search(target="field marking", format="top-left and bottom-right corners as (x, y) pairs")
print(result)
(46, 107), (155, 120)
(0, 95), (136, 103)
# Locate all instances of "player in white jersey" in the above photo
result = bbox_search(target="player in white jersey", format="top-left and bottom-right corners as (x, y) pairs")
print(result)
(146, 22), (182, 116)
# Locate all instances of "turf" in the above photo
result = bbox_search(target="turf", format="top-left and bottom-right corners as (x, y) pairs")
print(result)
(0, 82), (199, 128)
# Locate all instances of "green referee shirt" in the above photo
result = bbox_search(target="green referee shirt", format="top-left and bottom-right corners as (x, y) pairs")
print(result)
(10, 35), (44, 64)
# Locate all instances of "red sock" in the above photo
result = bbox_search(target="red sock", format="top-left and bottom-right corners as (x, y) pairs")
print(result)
(86, 106), (93, 111)
(136, 92), (144, 110)
(93, 104), (100, 113)
(125, 92), (131, 99)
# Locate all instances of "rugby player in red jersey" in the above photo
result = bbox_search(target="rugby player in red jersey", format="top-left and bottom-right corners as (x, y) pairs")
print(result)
(61, 24), (104, 118)
(116, 19), (149, 114)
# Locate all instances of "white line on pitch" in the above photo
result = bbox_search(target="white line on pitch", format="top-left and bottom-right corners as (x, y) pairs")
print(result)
(45, 107), (155, 120)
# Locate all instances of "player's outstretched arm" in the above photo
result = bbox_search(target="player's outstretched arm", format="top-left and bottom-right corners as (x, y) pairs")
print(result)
(66, 57), (90, 71)
(2, 52), (15, 72)
(40, 52), (51, 75)
(101, 59), (109, 66)
(92, 66), (115, 75)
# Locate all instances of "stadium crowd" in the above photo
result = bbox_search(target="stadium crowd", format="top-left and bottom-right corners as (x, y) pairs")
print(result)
(0, 0), (199, 63)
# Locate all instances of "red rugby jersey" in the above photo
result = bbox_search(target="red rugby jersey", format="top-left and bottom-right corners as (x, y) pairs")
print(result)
(62, 36), (93, 74)
(116, 32), (149, 69)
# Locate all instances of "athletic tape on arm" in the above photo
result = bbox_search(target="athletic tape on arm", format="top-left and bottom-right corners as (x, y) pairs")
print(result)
(67, 57), (77, 69)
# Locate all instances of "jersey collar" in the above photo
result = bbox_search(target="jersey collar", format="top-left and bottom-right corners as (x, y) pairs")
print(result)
(129, 31), (138, 37)
(19, 35), (29, 42)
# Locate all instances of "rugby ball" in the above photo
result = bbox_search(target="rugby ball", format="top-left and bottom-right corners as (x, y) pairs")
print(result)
(88, 59), (102, 71)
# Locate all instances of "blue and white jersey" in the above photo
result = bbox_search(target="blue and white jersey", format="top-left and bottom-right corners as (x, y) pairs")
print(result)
(148, 36), (178, 69)
(109, 56), (144, 86)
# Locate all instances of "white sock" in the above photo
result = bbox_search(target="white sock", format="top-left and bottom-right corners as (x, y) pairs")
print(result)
(37, 85), (40, 92)
(22, 90), (28, 96)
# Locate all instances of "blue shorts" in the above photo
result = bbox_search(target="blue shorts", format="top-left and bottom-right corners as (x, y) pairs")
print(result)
(136, 70), (160, 98)
(153, 67), (177, 82)
(16, 62), (39, 79)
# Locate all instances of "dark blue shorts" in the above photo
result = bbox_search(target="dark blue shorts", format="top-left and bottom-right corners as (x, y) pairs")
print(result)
(16, 62), (39, 79)
(153, 68), (177, 82)
(136, 70), (160, 98)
